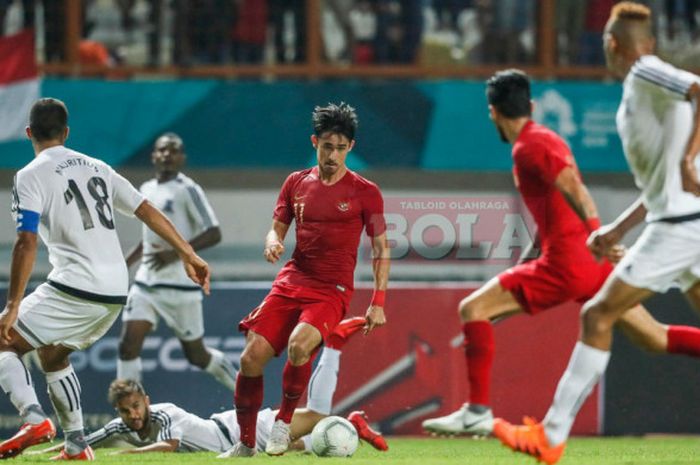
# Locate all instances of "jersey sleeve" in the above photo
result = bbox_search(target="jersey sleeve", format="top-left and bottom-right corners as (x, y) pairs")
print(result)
(513, 140), (572, 185)
(362, 183), (387, 237)
(85, 418), (128, 447)
(111, 169), (145, 216)
(272, 173), (296, 225)
(12, 171), (43, 232)
(184, 182), (219, 231)
(631, 58), (700, 103)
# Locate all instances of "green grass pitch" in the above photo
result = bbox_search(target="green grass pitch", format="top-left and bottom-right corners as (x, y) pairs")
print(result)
(16, 437), (700, 464)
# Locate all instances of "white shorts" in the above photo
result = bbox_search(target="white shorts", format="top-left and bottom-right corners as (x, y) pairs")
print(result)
(15, 283), (122, 351)
(122, 285), (204, 341)
(211, 408), (276, 452)
(613, 220), (700, 293)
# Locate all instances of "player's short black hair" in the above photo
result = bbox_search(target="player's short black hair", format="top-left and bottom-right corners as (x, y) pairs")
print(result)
(312, 102), (358, 141)
(29, 98), (68, 142)
(486, 69), (532, 118)
(108, 379), (146, 406)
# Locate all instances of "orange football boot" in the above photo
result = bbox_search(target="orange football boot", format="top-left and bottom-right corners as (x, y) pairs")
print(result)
(493, 416), (565, 465)
(0, 418), (56, 459)
(347, 411), (388, 451)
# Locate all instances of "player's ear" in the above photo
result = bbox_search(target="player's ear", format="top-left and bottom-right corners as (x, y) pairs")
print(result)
(310, 134), (318, 149)
(348, 139), (355, 151)
(488, 104), (497, 121)
(529, 100), (535, 115)
(63, 126), (70, 142)
(25, 126), (32, 140)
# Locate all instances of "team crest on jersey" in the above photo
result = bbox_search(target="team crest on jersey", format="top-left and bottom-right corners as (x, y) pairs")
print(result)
(337, 201), (350, 212)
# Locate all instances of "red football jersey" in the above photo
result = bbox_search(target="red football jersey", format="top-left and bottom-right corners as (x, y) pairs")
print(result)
(512, 121), (588, 254)
(273, 166), (386, 293)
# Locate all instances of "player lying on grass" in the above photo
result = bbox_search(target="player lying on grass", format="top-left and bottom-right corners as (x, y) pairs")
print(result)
(35, 318), (387, 456)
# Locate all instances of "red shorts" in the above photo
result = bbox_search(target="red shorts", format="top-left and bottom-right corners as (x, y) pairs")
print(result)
(498, 255), (613, 315)
(238, 282), (347, 355)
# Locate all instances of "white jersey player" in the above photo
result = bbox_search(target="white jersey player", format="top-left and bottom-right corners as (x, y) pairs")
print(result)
(492, 4), (700, 464)
(0, 98), (210, 461)
(117, 133), (236, 391)
(36, 326), (388, 457)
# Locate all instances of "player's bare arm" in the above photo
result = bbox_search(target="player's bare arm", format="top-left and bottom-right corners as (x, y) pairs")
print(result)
(680, 82), (700, 196)
(364, 232), (389, 334)
(144, 225), (221, 271)
(0, 231), (38, 344)
(110, 440), (179, 454)
(134, 200), (210, 294)
(264, 220), (289, 264)
(554, 166), (599, 226)
(587, 196), (647, 260)
(125, 241), (143, 268)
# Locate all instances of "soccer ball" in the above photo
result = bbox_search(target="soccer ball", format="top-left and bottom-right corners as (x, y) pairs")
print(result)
(310, 416), (359, 457)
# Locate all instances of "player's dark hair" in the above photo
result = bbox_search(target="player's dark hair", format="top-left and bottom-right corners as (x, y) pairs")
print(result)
(486, 70), (532, 118)
(29, 98), (68, 142)
(312, 102), (358, 141)
(108, 379), (146, 406)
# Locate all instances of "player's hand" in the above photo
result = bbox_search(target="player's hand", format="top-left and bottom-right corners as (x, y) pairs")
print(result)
(681, 158), (700, 196)
(587, 223), (622, 260)
(263, 241), (285, 264)
(181, 253), (211, 295)
(606, 244), (627, 264)
(363, 306), (386, 335)
(0, 306), (18, 345)
(144, 250), (179, 271)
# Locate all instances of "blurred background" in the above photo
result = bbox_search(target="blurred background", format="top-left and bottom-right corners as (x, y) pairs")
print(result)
(0, 0), (699, 440)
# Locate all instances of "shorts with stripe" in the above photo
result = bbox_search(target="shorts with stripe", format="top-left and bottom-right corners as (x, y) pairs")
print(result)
(15, 283), (122, 350)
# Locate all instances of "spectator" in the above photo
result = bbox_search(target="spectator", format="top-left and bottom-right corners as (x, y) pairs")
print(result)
(557, 0), (585, 64)
(232, 0), (268, 64)
(270, 0), (306, 63)
(348, 0), (377, 63)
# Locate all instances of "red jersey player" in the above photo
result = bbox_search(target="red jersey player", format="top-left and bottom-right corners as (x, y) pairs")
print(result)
(225, 102), (390, 457)
(422, 69), (700, 438)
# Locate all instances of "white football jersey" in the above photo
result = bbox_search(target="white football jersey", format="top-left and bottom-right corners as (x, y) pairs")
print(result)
(11, 146), (144, 301)
(134, 173), (218, 288)
(86, 403), (276, 453)
(617, 55), (700, 221)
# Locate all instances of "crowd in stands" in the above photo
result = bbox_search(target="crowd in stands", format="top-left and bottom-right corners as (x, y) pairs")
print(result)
(0, 0), (697, 68)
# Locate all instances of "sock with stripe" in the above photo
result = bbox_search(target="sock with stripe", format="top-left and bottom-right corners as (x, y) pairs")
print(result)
(46, 364), (86, 454)
(0, 351), (46, 424)
(667, 325), (700, 357)
(462, 321), (495, 406)
(543, 342), (610, 446)
(235, 374), (263, 449)
(306, 347), (340, 415)
(276, 360), (313, 424)
(204, 348), (237, 391)
(116, 357), (142, 382)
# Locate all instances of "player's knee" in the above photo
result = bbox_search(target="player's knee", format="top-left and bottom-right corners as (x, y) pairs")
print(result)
(581, 301), (614, 338)
(239, 347), (265, 375)
(287, 341), (309, 366)
(458, 298), (485, 322)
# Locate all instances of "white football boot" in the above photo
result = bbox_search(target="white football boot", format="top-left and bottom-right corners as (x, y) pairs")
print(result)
(217, 442), (256, 458)
(422, 404), (494, 436)
(265, 420), (291, 455)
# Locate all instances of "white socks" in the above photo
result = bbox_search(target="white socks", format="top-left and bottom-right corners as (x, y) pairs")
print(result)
(117, 357), (142, 382)
(306, 348), (341, 415)
(205, 348), (238, 391)
(46, 365), (84, 433)
(0, 352), (45, 424)
(543, 342), (611, 446)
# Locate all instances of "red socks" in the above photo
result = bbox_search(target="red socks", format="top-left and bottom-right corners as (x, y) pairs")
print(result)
(276, 360), (313, 424)
(667, 325), (700, 357)
(235, 375), (263, 449)
(462, 321), (495, 406)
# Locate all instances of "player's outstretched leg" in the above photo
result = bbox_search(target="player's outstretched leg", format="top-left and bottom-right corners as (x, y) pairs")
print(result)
(493, 417), (564, 465)
(0, 352), (56, 458)
(348, 411), (388, 451)
(49, 445), (95, 461)
(217, 442), (257, 458)
(45, 365), (92, 459)
(202, 347), (238, 391)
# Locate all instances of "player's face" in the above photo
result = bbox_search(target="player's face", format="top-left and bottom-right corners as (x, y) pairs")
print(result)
(312, 132), (355, 177)
(152, 137), (185, 175)
(488, 105), (509, 143)
(115, 393), (150, 432)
